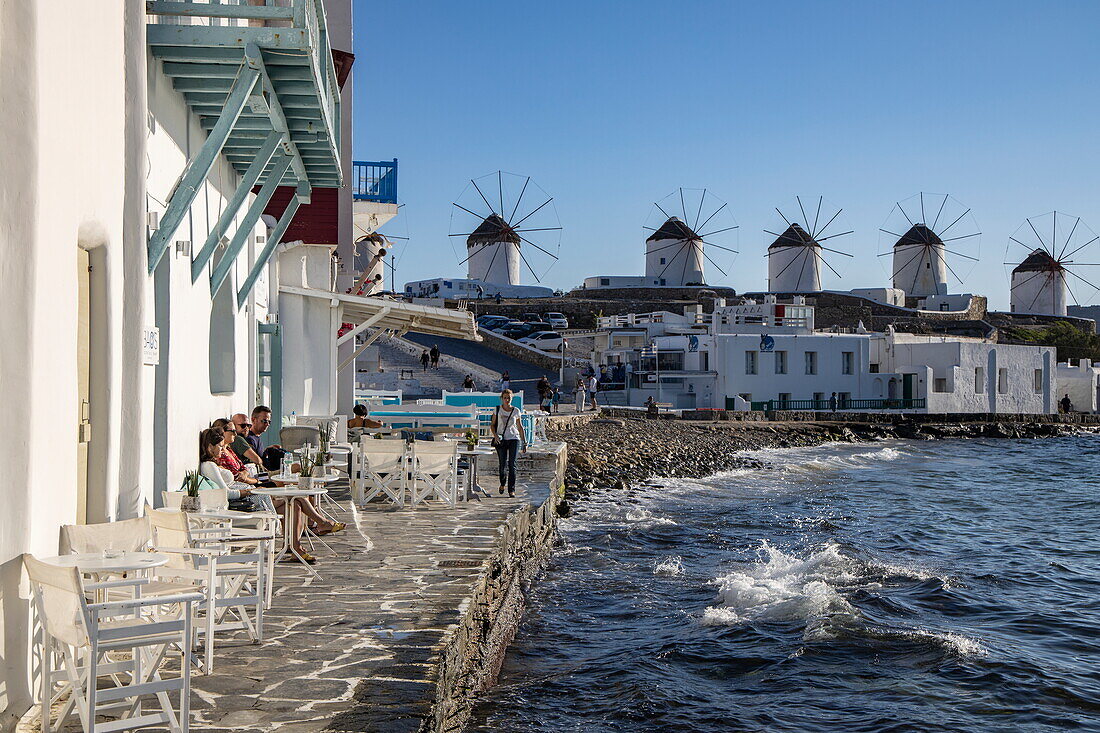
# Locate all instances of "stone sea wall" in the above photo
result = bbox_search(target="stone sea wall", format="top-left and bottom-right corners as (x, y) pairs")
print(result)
(425, 449), (566, 733)
(549, 416), (1092, 501)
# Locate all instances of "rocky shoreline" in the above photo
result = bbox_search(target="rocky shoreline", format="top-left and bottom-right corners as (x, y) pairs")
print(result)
(549, 417), (1090, 502)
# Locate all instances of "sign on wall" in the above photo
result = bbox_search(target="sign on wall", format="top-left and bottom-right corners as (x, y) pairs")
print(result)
(142, 327), (160, 365)
(760, 334), (775, 352)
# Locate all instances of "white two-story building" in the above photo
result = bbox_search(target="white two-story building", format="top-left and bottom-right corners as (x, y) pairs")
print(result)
(590, 296), (1056, 414)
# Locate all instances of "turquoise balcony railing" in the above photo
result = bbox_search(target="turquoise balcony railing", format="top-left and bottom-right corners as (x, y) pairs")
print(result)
(352, 160), (398, 204)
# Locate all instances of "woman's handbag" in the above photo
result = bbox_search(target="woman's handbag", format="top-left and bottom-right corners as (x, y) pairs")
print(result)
(492, 406), (516, 448)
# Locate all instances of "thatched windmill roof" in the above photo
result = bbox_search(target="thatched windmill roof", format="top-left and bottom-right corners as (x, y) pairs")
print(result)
(768, 223), (818, 249)
(467, 213), (521, 246)
(1013, 248), (1062, 274)
(646, 216), (701, 243)
(894, 223), (944, 248)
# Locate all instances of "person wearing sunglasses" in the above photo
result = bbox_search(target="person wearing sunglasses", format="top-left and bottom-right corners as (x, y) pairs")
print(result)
(228, 413), (265, 466)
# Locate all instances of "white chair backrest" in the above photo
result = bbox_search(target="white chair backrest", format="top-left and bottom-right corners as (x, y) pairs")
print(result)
(361, 439), (406, 471)
(162, 491), (183, 510)
(412, 440), (456, 473)
(23, 554), (89, 648)
(200, 487), (229, 510)
(280, 425), (321, 452)
(59, 516), (151, 555)
(297, 415), (347, 443)
(147, 507), (195, 570)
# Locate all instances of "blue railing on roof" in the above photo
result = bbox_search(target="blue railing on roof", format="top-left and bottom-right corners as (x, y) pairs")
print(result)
(352, 159), (398, 204)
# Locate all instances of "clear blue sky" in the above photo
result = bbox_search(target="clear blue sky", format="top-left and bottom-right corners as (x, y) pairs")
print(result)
(351, 0), (1100, 309)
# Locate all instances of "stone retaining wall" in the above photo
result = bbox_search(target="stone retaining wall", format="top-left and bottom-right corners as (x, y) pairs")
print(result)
(425, 448), (566, 733)
(477, 328), (562, 371)
(615, 407), (1100, 425)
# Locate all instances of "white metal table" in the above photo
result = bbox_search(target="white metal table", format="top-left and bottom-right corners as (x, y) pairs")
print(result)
(457, 448), (495, 500)
(251, 487), (329, 581)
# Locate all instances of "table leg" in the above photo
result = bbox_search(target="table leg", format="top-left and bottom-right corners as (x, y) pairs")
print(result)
(284, 501), (321, 581)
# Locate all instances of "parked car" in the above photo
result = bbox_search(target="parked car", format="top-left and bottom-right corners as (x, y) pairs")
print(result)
(544, 312), (569, 329)
(501, 322), (552, 340)
(521, 312), (540, 322)
(485, 320), (520, 334)
(477, 315), (510, 329)
(519, 331), (565, 351)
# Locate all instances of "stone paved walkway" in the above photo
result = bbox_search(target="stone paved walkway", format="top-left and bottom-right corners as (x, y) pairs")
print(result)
(189, 452), (559, 733)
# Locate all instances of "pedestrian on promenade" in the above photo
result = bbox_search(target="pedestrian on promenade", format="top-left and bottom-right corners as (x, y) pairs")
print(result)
(829, 392), (839, 411)
(499, 371), (511, 391)
(587, 373), (599, 411)
(420, 350), (430, 371)
(537, 376), (552, 413)
(490, 388), (527, 497)
(462, 375), (475, 392)
(1061, 393), (1073, 413)
(575, 374), (587, 412)
(430, 344), (441, 369)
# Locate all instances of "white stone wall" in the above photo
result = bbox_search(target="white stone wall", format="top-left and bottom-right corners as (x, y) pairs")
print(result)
(879, 335), (1054, 414)
(0, 2), (141, 724)
(145, 47), (270, 501)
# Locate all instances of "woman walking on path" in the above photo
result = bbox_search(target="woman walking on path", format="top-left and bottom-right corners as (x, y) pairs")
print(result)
(420, 350), (430, 371)
(574, 374), (586, 412)
(499, 371), (511, 392)
(490, 389), (527, 497)
(462, 374), (475, 392)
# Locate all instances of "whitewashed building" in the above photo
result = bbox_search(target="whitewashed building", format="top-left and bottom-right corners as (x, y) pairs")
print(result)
(589, 297), (1056, 414)
(0, 3), (476, 726)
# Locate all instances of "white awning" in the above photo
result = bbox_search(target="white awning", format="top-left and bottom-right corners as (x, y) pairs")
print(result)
(279, 286), (480, 343)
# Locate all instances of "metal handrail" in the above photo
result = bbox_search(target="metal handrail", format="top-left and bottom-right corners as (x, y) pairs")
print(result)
(760, 398), (926, 411)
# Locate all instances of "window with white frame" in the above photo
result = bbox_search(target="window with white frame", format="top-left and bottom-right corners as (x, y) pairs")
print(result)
(842, 351), (854, 375)
(805, 351), (818, 375)
(1033, 369), (1043, 393)
(974, 367), (985, 393)
(745, 350), (758, 375)
(933, 378), (950, 393)
(998, 368), (1008, 394)
(775, 350), (788, 374)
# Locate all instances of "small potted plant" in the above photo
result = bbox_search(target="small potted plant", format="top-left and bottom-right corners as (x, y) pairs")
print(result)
(298, 452), (316, 490)
(464, 429), (479, 451)
(180, 471), (202, 512)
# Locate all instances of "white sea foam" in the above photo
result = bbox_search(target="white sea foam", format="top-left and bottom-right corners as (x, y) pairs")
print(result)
(654, 556), (684, 576)
(702, 542), (858, 625)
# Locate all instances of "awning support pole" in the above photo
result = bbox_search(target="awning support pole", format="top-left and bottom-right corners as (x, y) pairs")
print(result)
(336, 306), (391, 347)
(338, 317), (391, 373)
(147, 60), (260, 272)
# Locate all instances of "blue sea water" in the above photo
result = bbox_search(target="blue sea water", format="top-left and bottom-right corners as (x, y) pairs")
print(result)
(472, 435), (1100, 732)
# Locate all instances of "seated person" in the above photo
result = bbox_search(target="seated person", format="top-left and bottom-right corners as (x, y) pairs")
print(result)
(228, 413), (265, 466)
(348, 404), (383, 441)
(200, 429), (341, 559)
(348, 404), (383, 429)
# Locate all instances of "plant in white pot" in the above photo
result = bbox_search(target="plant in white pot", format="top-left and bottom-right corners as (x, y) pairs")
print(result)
(298, 452), (317, 490)
(180, 470), (202, 512)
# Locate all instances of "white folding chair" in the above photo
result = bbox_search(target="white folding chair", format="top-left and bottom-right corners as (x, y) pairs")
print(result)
(147, 507), (268, 675)
(24, 553), (201, 733)
(161, 489), (280, 608)
(356, 439), (408, 507)
(408, 441), (459, 508)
